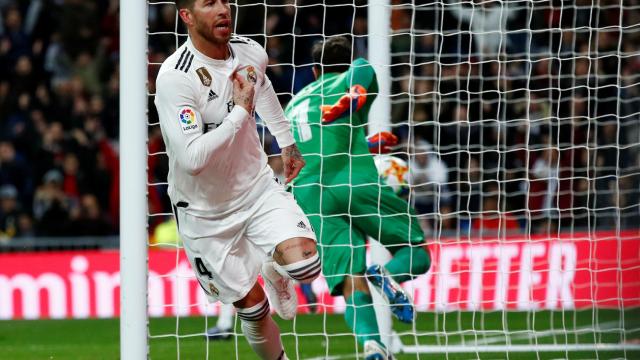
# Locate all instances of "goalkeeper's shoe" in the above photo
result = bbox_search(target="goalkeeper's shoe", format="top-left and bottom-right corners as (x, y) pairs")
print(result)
(205, 326), (232, 341)
(261, 260), (298, 320)
(300, 283), (318, 314)
(365, 264), (414, 323)
(364, 340), (395, 360)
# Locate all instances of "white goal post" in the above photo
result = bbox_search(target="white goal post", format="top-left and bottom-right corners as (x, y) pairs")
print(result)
(119, 0), (148, 359)
(366, 0), (409, 353)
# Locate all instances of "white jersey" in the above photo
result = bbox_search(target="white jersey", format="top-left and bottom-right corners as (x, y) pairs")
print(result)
(154, 36), (294, 218)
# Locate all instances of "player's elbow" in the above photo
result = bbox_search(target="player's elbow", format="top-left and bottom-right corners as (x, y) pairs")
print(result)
(181, 154), (208, 176)
(186, 166), (204, 176)
(180, 144), (215, 176)
(186, 160), (209, 176)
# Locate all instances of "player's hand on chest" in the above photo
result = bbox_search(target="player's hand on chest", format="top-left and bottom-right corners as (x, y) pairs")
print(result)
(196, 64), (261, 134)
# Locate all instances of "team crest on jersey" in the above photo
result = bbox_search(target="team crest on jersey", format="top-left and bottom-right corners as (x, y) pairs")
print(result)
(245, 66), (257, 84)
(178, 107), (199, 134)
(196, 67), (212, 86)
(209, 283), (220, 297)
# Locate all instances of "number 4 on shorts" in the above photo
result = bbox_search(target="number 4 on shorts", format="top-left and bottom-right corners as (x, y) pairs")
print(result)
(195, 257), (213, 279)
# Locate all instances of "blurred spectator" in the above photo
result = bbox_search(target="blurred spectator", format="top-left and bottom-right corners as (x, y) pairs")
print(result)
(61, 153), (84, 203)
(472, 182), (521, 235)
(44, 33), (73, 86)
(352, 16), (368, 59)
(0, 184), (19, 241)
(0, 140), (31, 204)
(0, 0), (635, 239)
(73, 51), (103, 96)
(12, 55), (36, 94)
(446, 0), (519, 60)
(33, 169), (71, 236)
(409, 140), (451, 222)
(593, 121), (621, 228)
(456, 155), (483, 231)
(529, 145), (560, 232)
(1, 6), (30, 65)
(69, 194), (113, 236)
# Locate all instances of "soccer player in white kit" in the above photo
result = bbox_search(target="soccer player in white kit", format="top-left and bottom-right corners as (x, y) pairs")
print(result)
(154, 0), (321, 358)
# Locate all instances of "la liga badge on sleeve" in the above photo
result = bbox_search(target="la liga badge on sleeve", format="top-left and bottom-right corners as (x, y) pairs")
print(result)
(178, 107), (200, 134)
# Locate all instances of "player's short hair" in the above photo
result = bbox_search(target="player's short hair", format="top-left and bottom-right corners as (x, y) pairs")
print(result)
(312, 36), (351, 74)
(175, 0), (195, 10)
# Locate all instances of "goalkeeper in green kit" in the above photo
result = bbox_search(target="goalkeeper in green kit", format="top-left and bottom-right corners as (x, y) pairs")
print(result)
(286, 37), (431, 358)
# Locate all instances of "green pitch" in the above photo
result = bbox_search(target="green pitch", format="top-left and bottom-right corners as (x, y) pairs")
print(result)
(1, 309), (638, 359)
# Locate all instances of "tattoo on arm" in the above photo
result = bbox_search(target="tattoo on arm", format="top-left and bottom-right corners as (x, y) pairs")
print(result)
(240, 93), (253, 113)
(282, 144), (303, 161)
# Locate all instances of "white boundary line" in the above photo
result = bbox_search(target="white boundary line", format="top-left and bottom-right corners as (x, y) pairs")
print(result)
(305, 356), (356, 360)
(304, 321), (638, 357)
(463, 320), (621, 346)
(401, 343), (640, 354)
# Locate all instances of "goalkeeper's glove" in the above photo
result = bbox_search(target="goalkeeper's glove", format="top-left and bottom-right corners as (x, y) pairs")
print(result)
(367, 131), (398, 154)
(320, 85), (367, 123)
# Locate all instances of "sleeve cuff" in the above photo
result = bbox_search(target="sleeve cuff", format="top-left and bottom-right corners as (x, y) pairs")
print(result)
(274, 131), (295, 149)
(228, 106), (250, 127)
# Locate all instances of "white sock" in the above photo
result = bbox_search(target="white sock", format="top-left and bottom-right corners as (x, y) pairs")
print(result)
(216, 303), (234, 330)
(236, 298), (286, 360)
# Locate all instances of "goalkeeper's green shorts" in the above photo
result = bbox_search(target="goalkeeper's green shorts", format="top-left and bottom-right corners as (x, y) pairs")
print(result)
(291, 182), (425, 296)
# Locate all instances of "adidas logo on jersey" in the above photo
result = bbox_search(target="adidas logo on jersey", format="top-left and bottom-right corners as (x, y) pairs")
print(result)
(208, 90), (218, 102)
(297, 221), (307, 230)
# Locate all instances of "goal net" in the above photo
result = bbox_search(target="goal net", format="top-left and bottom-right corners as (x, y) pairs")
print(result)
(136, 0), (640, 358)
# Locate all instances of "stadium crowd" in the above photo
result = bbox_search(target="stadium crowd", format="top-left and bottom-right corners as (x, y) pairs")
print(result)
(0, 0), (119, 241)
(0, 0), (638, 242)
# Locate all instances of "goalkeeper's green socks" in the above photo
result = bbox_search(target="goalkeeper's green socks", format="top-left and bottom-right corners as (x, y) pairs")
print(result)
(344, 291), (381, 345)
(384, 245), (431, 283)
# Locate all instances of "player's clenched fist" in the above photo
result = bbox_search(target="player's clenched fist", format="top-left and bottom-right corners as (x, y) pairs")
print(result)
(281, 143), (305, 184)
(232, 72), (254, 113)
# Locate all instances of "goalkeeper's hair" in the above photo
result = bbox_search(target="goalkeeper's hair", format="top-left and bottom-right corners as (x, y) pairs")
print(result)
(175, 0), (195, 10)
(312, 36), (351, 75)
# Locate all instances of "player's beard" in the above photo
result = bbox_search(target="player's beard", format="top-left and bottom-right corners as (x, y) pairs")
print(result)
(195, 17), (231, 46)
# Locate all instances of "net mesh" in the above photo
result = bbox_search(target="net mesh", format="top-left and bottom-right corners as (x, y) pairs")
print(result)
(144, 0), (640, 358)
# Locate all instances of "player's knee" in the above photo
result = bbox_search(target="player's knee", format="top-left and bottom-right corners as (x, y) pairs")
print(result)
(353, 276), (370, 292)
(274, 237), (317, 264)
(342, 275), (370, 297)
(413, 245), (431, 276)
(280, 251), (321, 284)
(236, 297), (270, 323)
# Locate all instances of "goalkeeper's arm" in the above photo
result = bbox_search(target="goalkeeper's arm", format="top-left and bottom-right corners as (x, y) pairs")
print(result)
(320, 84), (367, 123)
(320, 58), (376, 123)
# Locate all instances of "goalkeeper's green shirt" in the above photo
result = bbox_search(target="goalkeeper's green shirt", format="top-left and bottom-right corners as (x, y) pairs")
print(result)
(285, 57), (378, 186)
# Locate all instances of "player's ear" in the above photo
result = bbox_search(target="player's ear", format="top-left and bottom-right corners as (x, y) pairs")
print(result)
(178, 8), (194, 26)
(312, 66), (319, 80)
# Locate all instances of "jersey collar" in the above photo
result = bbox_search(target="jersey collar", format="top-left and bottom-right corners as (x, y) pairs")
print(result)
(186, 37), (238, 71)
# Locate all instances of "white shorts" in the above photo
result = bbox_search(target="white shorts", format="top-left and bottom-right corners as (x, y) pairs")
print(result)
(174, 181), (317, 304)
